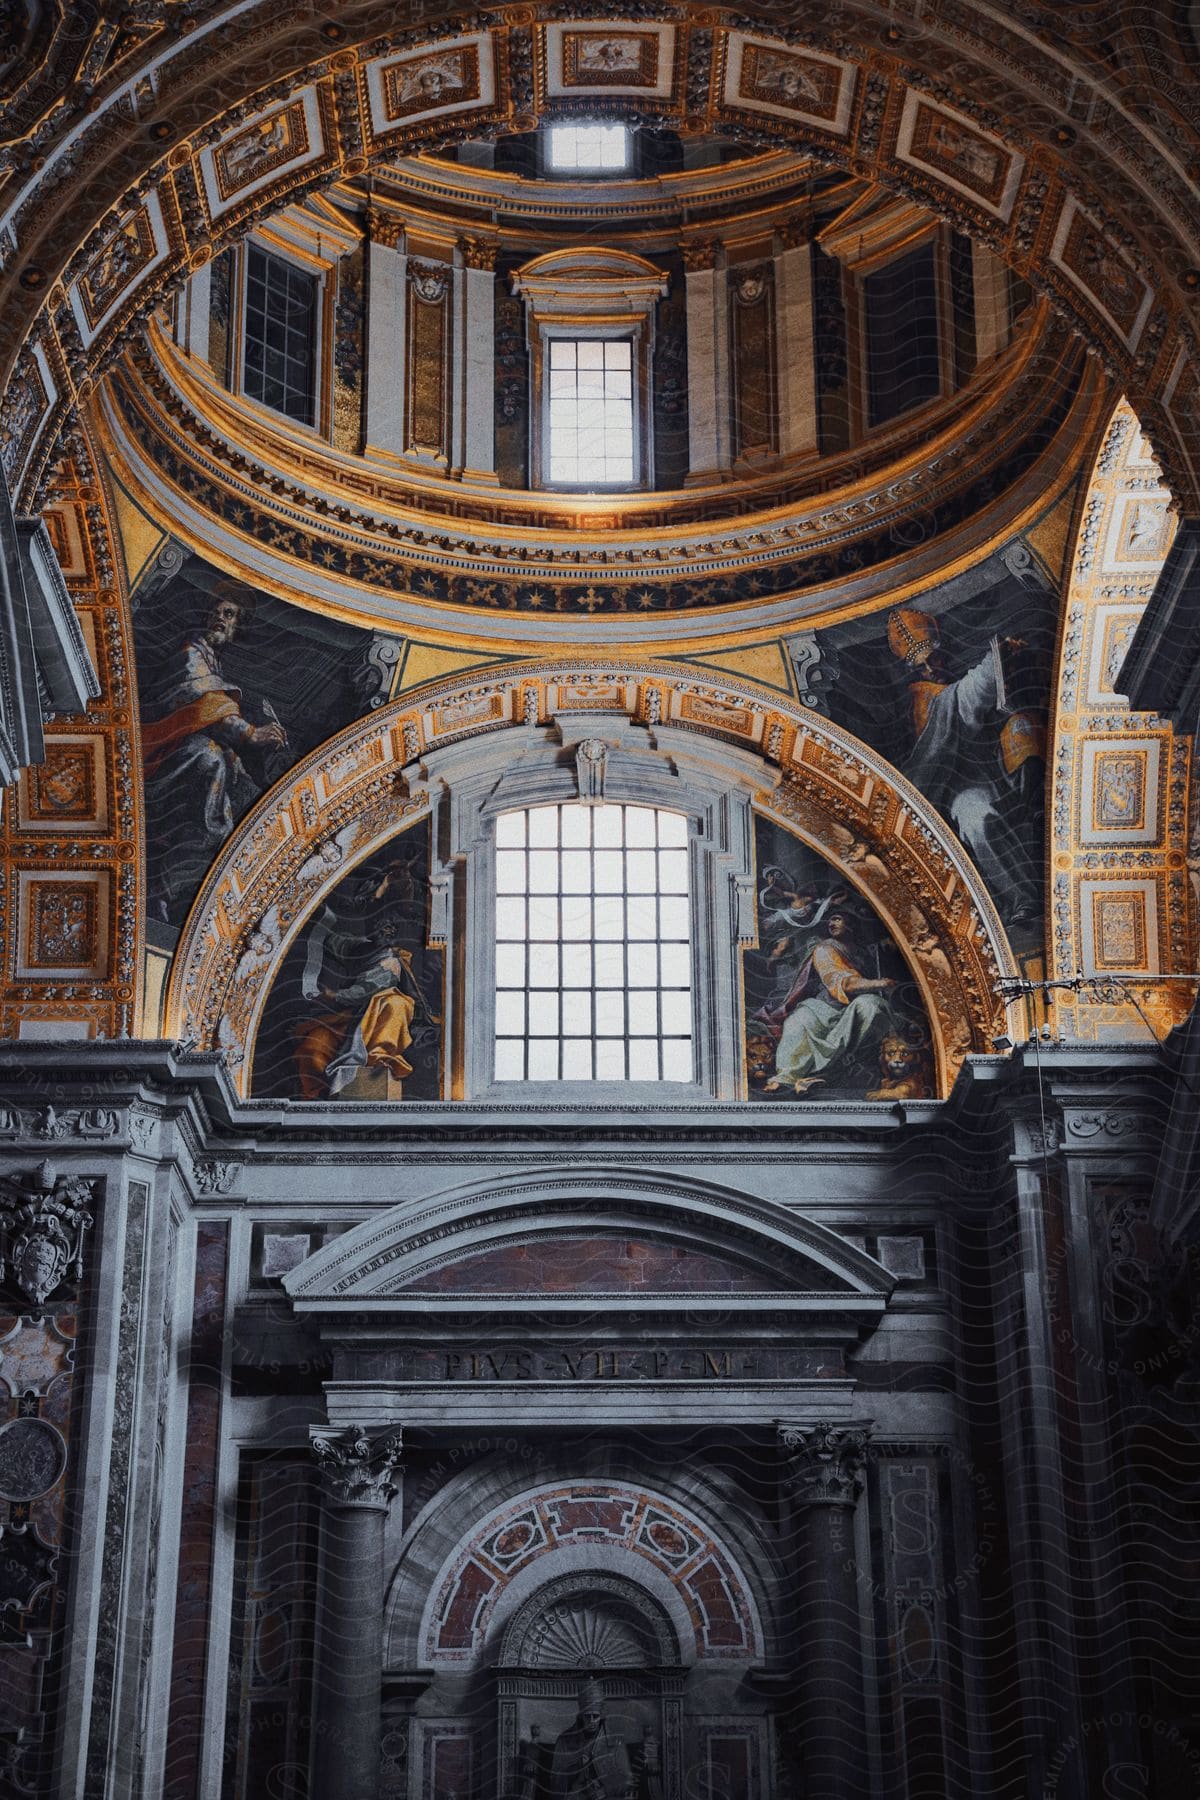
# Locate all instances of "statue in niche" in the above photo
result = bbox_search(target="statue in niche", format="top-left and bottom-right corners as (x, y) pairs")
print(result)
(517, 1681), (657, 1799)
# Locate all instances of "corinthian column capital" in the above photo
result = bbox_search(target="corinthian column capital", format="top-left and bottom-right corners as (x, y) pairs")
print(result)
(311, 1423), (404, 1510)
(777, 1421), (872, 1507)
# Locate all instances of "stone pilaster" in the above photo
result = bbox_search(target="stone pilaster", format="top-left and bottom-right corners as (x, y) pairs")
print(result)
(364, 212), (407, 457)
(682, 241), (732, 482)
(311, 1424), (404, 1800)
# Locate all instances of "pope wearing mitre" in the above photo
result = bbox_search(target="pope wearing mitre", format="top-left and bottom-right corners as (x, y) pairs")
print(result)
(548, 1681), (635, 1799)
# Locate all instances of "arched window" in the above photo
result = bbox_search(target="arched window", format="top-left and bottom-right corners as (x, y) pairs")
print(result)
(493, 802), (693, 1082)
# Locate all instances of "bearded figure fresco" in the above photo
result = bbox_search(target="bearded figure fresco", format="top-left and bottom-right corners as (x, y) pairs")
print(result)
(744, 819), (931, 1100)
(252, 826), (443, 1101)
(135, 557), (386, 927)
(810, 564), (1053, 948)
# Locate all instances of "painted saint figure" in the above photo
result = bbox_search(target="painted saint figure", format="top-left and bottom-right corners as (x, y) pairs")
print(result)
(141, 585), (287, 921)
(760, 905), (896, 1094)
(292, 848), (440, 1099)
(886, 606), (1044, 927)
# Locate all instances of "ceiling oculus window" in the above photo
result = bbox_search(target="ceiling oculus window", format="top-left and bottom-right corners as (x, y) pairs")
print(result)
(546, 123), (631, 172)
(494, 802), (693, 1083)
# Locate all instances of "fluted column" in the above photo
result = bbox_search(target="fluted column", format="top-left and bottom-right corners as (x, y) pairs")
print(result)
(311, 1424), (404, 1800)
(778, 1422), (872, 1800)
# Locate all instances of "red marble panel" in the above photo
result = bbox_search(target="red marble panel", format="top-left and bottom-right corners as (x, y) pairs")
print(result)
(435, 1558), (498, 1652)
(685, 1557), (747, 1649)
(164, 1222), (229, 1800)
(544, 1491), (638, 1539)
(398, 1236), (772, 1294)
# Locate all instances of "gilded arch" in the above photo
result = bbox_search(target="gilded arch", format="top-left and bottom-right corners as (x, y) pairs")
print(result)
(165, 658), (1020, 1097)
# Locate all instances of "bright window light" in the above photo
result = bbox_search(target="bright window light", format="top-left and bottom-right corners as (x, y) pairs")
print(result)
(494, 803), (693, 1083)
(547, 123), (630, 171)
(548, 339), (634, 486)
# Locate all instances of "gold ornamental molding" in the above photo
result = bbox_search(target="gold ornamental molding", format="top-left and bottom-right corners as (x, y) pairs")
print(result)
(1048, 397), (1197, 1044)
(90, 309), (1110, 637)
(0, 7), (1197, 509)
(164, 660), (1021, 1101)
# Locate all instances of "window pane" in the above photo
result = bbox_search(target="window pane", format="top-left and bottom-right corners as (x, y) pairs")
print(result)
(561, 849), (591, 893)
(492, 802), (693, 1084)
(561, 1039), (593, 1080)
(626, 850), (657, 893)
(545, 334), (635, 487)
(496, 943), (526, 988)
(547, 124), (630, 173)
(594, 990), (624, 1035)
(593, 849), (624, 893)
(625, 807), (657, 846)
(627, 1039), (660, 1081)
(496, 897), (526, 940)
(658, 849), (689, 893)
(659, 942), (691, 987)
(528, 849), (559, 893)
(561, 990), (591, 1035)
(496, 850), (526, 893)
(528, 946), (559, 988)
(495, 992), (525, 1036)
(562, 943), (592, 987)
(627, 943), (657, 987)
(527, 1039), (559, 1080)
(528, 992), (560, 1036)
(661, 1040), (694, 1082)
(243, 245), (316, 425)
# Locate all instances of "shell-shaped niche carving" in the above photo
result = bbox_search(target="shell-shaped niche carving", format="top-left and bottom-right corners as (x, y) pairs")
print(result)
(523, 1596), (657, 1669)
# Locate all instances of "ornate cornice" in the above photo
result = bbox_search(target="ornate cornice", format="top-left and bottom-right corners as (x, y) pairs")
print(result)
(90, 306), (1104, 626)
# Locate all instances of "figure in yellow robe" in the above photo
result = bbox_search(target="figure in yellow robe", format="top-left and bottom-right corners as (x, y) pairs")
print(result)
(294, 949), (418, 1099)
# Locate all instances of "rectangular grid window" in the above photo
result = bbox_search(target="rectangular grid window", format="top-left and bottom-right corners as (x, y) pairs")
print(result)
(547, 123), (630, 172)
(547, 339), (634, 486)
(243, 245), (317, 425)
(494, 803), (693, 1083)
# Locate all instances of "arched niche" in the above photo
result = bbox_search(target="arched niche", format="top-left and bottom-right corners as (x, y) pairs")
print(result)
(3, 12), (1198, 510)
(165, 659), (1021, 1099)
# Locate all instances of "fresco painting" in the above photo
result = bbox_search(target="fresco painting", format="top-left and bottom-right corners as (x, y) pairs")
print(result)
(136, 555), (382, 927)
(744, 816), (933, 1101)
(812, 576), (1053, 948)
(252, 824), (444, 1102)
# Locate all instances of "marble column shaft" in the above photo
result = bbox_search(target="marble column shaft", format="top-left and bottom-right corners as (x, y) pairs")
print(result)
(311, 1425), (403, 1800)
(778, 1422), (872, 1800)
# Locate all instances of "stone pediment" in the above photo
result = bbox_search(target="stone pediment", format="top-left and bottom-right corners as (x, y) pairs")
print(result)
(283, 1169), (893, 1318)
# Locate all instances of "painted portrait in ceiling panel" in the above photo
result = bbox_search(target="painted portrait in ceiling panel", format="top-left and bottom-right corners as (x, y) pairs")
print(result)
(810, 568), (1056, 952)
(135, 555), (396, 929)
